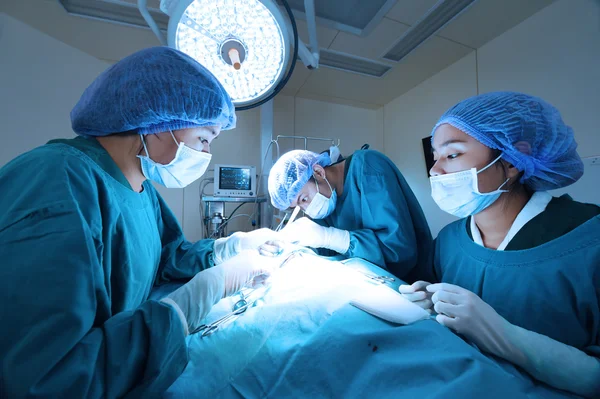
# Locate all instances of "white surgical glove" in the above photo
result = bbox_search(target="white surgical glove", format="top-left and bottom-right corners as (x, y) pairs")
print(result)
(426, 283), (518, 357)
(398, 280), (434, 312)
(160, 251), (274, 335)
(279, 217), (350, 254)
(213, 228), (280, 265)
(427, 283), (600, 397)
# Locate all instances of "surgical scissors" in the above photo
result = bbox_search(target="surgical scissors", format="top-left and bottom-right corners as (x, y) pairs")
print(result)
(191, 288), (264, 337)
(275, 206), (301, 232)
(191, 250), (308, 337)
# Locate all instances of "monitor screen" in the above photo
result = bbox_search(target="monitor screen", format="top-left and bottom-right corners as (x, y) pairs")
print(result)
(219, 167), (252, 191)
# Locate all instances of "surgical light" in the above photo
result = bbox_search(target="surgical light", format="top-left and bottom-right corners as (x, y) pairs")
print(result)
(151, 0), (298, 110)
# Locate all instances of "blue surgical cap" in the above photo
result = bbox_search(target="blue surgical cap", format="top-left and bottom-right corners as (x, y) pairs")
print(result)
(71, 46), (236, 136)
(432, 91), (583, 191)
(268, 150), (332, 210)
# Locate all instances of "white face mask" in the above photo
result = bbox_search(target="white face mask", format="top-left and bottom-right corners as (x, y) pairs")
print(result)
(304, 175), (337, 219)
(430, 154), (509, 218)
(138, 130), (212, 188)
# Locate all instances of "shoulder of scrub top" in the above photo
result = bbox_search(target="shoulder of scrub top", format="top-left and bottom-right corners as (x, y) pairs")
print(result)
(350, 149), (401, 176)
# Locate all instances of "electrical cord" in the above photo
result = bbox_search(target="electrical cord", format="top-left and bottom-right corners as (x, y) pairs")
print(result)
(211, 214), (252, 238)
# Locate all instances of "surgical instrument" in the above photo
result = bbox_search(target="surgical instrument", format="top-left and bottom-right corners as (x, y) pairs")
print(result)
(285, 206), (301, 228)
(361, 273), (396, 285)
(192, 250), (309, 336)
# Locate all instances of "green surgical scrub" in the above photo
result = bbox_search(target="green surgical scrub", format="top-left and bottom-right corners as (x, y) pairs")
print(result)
(0, 137), (215, 398)
(317, 150), (433, 279)
(425, 196), (600, 358)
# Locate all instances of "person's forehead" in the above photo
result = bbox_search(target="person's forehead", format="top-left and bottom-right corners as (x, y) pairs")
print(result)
(432, 125), (471, 150)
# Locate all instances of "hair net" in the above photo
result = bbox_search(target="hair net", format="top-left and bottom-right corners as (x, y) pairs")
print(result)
(432, 91), (583, 191)
(71, 46), (236, 136)
(268, 150), (332, 210)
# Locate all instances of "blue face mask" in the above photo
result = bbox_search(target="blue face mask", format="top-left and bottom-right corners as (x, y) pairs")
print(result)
(304, 175), (337, 219)
(430, 154), (509, 218)
(138, 130), (212, 188)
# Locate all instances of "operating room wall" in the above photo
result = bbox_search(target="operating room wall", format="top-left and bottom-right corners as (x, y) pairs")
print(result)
(0, 13), (108, 167)
(0, 13), (187, 225)
(383, 0), (600, 237)
(183, 96), (385, 242)
(273, 96), (384, 156)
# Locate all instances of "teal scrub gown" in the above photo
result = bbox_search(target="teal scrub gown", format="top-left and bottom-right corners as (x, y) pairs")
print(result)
(428, 196), (600, 360)
(0, 137), (215, 398)
(316, 150), (433, 280)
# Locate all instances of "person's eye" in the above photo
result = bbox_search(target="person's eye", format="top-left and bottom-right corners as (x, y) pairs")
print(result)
(301, 197), (308, 203)
(448, 153), (461, 159)
(200, 138), (208, 144)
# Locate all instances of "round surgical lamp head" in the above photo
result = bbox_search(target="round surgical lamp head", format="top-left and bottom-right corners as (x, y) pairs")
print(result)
(167, 0), (296, 110)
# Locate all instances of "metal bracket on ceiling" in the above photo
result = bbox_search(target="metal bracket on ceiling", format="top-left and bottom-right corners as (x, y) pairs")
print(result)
(138, 0), (167, 45)
(296, 0), (319, 69)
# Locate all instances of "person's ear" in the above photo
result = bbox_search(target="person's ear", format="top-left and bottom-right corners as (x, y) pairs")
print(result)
(514, 141), (532, 155)
(502, 160), (521, 180)
(312, 165), (326, 180)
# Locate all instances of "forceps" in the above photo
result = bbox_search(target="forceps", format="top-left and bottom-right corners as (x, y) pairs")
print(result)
(339, 259), (396, 286)
(361, 273), (396, 285)
(191, 288), (264, 337)
(191, 250), (306, 337)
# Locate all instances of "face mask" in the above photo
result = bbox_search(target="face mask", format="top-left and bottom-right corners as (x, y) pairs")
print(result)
(138, 130), (211, 188)
(430, 154), (509, 218)
(304, 175), (337, 219)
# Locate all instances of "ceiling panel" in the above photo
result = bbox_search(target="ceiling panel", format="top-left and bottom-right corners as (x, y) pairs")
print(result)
(375, 35), (473, 102)
(122, 0), (161, 9)
(298, 34), (473, 105)
(328, 17), (408, 60)
(284, 0), (391, 31)
(385, 0), (438, 26)
(278, 0), (396, 35)
(294, 18), (339, 49)
(59, 0), (167, 30)
(436, 0), (554, 48)
(5, 0), (555, 109)
(5, 0), (160, 63)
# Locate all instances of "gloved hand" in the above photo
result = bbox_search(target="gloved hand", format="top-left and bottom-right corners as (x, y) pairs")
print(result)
(213, 228), (280, 265)
(279, 217), (350, 254)
(427, 283), (517, 358)
(429, 284), (600, 397)
(398, 281), (433, 311)
(160, 251), (274, 335)
(258, 240), (286, 257)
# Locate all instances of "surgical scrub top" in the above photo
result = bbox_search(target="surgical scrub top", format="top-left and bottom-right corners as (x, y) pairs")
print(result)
(0, 137), (216, 398)
(316, 150), (433, 279)
(424, 195), (600, 360)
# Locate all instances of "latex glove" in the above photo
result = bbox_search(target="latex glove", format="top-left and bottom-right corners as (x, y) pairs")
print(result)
(398, 281), (433, 312)
(258, 240), (286, 257)
(213, 228), (280, 265)
(160, 251), (274, 335)
(427, 283), (518, 358)
(429, 283), (600, 397)
(279, 217), (350, 254)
